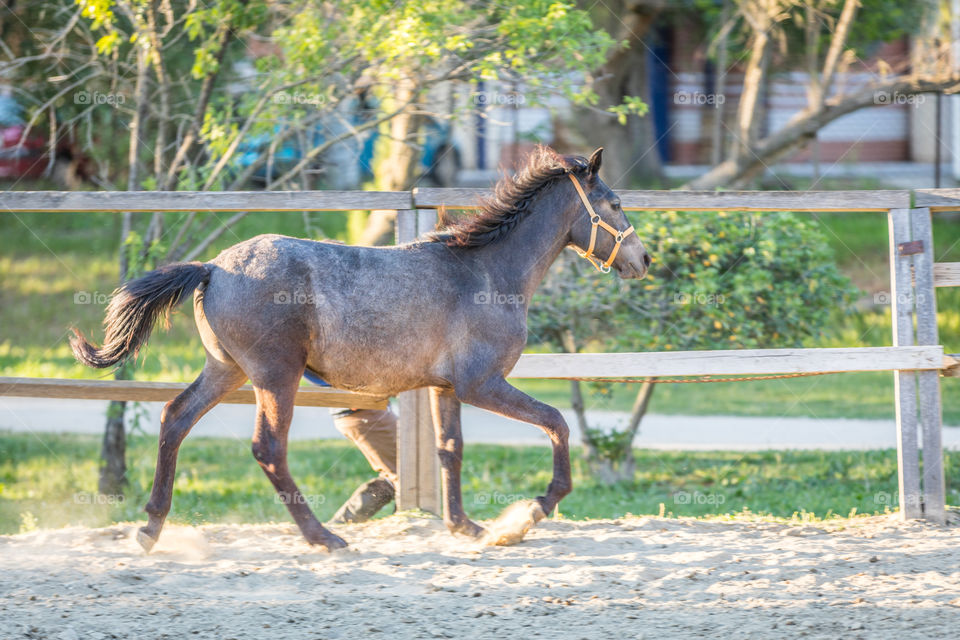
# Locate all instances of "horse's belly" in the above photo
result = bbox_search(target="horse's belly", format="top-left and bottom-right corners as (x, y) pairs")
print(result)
(306, 340), (446, 396)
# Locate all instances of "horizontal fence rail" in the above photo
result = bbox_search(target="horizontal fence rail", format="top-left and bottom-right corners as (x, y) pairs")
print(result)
(0, 377), (388, 410)
(914, 189), (960, 211)
(934, 262), (960, 288)
(413, 188), (911, 212)
(0, 190), (413, 212)
(508, 347), (947, 379)
(0, 189), (913, 213)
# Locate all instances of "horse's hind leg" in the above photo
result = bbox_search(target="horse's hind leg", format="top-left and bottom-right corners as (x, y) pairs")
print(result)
(138, 357), (246, 552)
(250, 375), (347, 551)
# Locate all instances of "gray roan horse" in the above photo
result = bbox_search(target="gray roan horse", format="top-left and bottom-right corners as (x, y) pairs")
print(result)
(71, 146), (650, 552)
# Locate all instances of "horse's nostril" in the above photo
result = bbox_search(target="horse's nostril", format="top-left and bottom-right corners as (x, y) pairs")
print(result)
(643, 253), (652, 267)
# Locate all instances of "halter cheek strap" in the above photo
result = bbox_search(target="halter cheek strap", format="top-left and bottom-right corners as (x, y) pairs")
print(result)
(568, 174), (635, 274)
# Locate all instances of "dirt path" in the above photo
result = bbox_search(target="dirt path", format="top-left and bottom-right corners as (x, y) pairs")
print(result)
(4, 397), (960, 450)
(2, 514), (958, 639)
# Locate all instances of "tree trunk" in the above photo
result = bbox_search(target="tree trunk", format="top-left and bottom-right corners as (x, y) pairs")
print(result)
(99, 368), (128, 496)
(575, 0), (662, 187)
(729, 12), (772, 174)
(562, 329), (645, 484)
(360, 78), (422, 247)
(568, 378), (598, 459)
(99, 40), (151, 497)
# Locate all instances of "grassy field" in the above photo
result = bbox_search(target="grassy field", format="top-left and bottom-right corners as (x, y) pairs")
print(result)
(1, 204), (958, 422)
(2, 431), (957, 535)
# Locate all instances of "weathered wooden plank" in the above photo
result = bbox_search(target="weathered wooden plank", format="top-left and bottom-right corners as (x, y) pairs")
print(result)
(415, 387), (440, 515)
(396, 388), (421, 511)
(416, 208), (438, 236)
(934, 262), (960, 287)
(395, 388), (439, 514)
(395, 209), (419, 511)
(394, 210), (440, 514)
(943, 354), (960, 377)
(395, 209), (417, 243)
(0, 190), (413, 212)
(888, 208), (922, 520)
(413, 211), (441, 513)
(914, 188), (960, 210)
(2, 188), (911, 213)
(0, 377), (387, 409)
(414, 188), (909, 212)
(910, 208), (946, 524)
(507, 346), (943, 379)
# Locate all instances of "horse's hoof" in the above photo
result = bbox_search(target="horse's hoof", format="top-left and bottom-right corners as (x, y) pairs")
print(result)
(483, 499), (546, 547)
(136, 528), (158, 554)
(450, 520), (487, 539)
(310, 533), (348, 551)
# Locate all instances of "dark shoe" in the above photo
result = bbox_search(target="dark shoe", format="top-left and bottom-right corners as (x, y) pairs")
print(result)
(328, 477), (395, 524)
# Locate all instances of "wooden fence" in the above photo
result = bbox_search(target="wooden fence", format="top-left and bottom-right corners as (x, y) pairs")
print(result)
(1, 187), (957, 523)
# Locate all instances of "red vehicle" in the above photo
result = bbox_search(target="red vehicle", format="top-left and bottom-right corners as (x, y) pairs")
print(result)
(0, 95), (92, 185)
(0, 123), (49, 179)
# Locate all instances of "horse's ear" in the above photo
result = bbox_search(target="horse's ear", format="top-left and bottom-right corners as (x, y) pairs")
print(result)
(587, 147), (603, 176)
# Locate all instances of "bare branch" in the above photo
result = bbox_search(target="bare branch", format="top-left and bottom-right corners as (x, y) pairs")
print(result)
(162, 25), (233, 191)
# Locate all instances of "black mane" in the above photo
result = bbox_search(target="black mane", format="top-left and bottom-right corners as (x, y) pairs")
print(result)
(424, 145), (590, 248)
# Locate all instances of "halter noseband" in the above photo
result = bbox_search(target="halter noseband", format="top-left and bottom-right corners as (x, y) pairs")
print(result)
(568, 173), (635, 274)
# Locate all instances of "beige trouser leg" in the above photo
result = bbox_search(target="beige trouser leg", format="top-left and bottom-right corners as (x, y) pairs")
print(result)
(333, 409), (398, 485)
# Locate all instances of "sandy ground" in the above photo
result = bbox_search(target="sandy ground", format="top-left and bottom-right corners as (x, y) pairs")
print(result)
(4, 397), (960, 450)
(2, 513), (959, 639)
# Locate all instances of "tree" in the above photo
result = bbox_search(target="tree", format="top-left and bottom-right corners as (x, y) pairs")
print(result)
(572, 0), (664, 187)
(528, 210), (857, 483)
(4, 0), (646, 494)
(687, 0), (953, 189)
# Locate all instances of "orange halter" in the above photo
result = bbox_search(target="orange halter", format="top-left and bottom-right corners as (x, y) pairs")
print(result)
(568, 174), (635, 274)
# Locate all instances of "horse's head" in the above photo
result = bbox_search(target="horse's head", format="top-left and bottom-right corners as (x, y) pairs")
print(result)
(565, 148), (650, 279)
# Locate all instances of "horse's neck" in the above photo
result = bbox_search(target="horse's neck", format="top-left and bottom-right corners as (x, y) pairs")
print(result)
(475, 198), (573, 300)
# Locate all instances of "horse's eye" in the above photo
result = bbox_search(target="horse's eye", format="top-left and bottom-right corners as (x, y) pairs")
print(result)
(611, 199), (622, 209)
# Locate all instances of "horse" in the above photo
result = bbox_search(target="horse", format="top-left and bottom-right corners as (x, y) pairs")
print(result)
(70, 146), (650, 552)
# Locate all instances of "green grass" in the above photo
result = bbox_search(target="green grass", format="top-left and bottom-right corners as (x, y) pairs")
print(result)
(1, 431), (957, 535)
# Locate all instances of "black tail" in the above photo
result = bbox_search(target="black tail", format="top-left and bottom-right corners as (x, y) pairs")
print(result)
(70, 262), (210, 369)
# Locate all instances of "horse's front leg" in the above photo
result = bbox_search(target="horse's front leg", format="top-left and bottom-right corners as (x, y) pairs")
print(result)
(457, 377), (571, 544)
(429, 386), (486, 539)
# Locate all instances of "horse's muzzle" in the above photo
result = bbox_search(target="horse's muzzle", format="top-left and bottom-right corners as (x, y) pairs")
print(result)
(618, 251), (650, 279)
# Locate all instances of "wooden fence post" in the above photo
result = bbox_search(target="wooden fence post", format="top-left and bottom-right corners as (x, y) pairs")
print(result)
(888, 207), (945, 522)
(395, 209), (441, 514)
(910, 208), (946, 524)
(888, 208), (923, 519)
